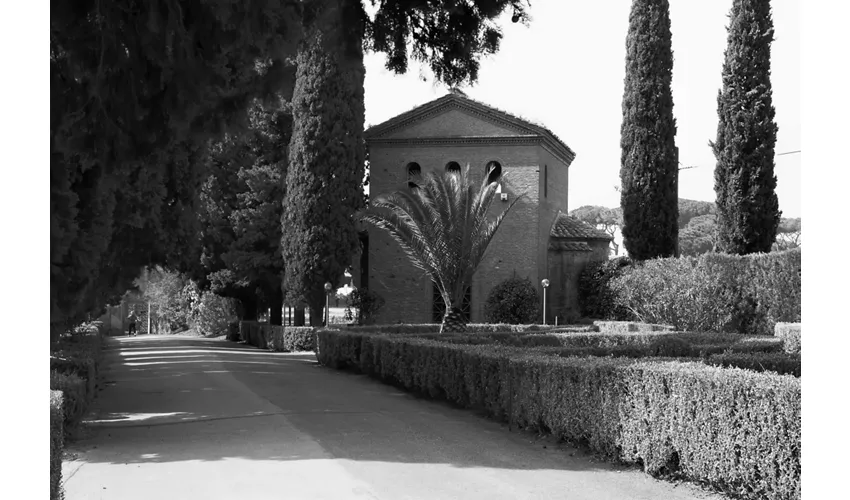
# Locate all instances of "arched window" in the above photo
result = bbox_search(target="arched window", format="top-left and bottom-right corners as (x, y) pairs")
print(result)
(406, 162), (421, 189)
(445, 161), (461, 173)
(485, 161), (502, 184)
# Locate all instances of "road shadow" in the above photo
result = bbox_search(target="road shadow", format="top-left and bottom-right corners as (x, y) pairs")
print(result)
(71, 335), (634, 476)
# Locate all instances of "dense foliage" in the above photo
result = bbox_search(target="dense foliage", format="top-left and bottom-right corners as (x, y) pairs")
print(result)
(134, 266), (195, 333)
(192, 291), (239, 337)
(363, 166), (519, 332)
(593, 248), (801, 335)
(50, 0), (303, 335)
(712, 0), (781, 254)
(282, 0), (368, 326)
(483, 277), (540, 324)
(578, 257), (633, 320)
(619, 0), (679, 260)
(345, 287), (386, 325)
(50, 391), (64, 500)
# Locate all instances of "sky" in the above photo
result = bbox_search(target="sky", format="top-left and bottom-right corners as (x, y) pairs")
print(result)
(362, 0), (801, 218)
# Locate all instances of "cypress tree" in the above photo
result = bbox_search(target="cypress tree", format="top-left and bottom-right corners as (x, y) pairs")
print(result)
(619, 0), (679, 260)
(282, 0), (368, 326)
(711, 0), (780, 254)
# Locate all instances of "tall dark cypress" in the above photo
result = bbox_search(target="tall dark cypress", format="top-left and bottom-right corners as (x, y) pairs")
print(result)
(712, 0), (780, 254)
(619, 0), (679, 260)
(281, 0), (367, 326)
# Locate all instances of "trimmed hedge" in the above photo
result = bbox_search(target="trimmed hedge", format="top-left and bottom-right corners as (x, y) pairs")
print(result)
(267, 326), (316, 352)
(50, 356), (96, 402)
(774, 322), (801, 354)
(239, 322), (316, 352)
(582, 248), (801, 336)
(706, 352), (800, 377)
(340, 323), (593, 335)
(593, 321), (674, 333)
(316, 331), (800, 500)
(50, 371), (87, 430)
(50, 391), (64, 500)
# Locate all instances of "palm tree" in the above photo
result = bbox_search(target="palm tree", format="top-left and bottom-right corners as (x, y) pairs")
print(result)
(362, 164), (521, 333)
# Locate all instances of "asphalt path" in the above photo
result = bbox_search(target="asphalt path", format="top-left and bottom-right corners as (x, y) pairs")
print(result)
(62, 334), (725, 500)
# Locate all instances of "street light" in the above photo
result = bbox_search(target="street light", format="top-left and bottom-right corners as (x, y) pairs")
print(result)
(541, 279), (550, 326)
(324, 282), (333, 327)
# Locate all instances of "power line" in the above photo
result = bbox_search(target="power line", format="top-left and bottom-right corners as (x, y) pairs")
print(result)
(776, 150), (801, 156)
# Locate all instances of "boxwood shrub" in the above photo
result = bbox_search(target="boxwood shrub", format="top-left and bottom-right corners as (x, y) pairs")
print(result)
(774, 323), (801, 354)
(239, 322), (317, 352)
(706, 352), (800, 377)
(50, 371), (87, 430)
(50, 391), (64, 500)
(316, 330), (800, 500)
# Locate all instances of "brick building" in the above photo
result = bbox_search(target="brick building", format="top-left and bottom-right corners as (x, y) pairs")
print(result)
(356, 90), (610, 324)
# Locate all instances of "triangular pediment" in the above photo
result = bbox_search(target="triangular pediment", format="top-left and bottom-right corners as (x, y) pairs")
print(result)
(365, 92), (577, 165)
(378, 107), (530, 139)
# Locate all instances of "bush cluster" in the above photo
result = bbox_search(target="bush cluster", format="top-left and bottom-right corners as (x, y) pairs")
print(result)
(50, 371), (87, 431)
(316, 330), (800, 500)
(483, 277), (539, 324)
(580, 248), (800, 335)
(340, 323), (591, 335)
(50, 391), (64, 500)
(238, 321), (316, 352)
(344, 287), (385, 325)
(578, 257), (633, 320)
(774, 322), (801, 354)
(193, 292), (239, 336)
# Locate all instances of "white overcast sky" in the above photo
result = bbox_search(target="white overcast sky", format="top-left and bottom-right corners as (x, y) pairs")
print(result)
(363, 0), (801, 218)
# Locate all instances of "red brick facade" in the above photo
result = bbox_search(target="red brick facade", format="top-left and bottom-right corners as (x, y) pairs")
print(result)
(358, 91), (607, 324)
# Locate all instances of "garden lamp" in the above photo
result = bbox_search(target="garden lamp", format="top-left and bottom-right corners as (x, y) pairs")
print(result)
(324, 282), (333, 327)
(541, 279), (550, 325)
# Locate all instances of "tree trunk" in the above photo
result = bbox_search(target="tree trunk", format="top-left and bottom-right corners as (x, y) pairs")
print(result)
(269, 290), (284, 326)
(241, 294), (259, 321)
(294, 306), (306, 327)
(440, 306), (468, 334)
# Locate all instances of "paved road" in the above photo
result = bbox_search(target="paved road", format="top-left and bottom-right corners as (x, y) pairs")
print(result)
(63, 335), (724, 500)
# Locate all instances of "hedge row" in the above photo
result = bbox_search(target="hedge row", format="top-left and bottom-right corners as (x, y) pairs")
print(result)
(580, 248), (801, 336)
(317, 331), (800, 500)
(340, 323), (595, 335)
(774, 323), (801, 354)
(405, 330), (782, 355)
(706, 352), (801, 377)
(238, 322), (316, 352)
(50, 330), (105, 431)
(50, 391), (64, 500)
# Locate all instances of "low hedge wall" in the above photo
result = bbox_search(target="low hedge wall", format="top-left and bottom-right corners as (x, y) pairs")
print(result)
(50, 391), (64, 500)
(316, 331), (800, 500)
(774, 323), (801, 354)
(340, 323), (595, 335)
(239, 322), (316, 352)
(706, 352), (801, 377)
(50, 371), (87, 430)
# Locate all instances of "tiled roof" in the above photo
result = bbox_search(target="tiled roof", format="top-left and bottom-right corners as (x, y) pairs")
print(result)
(550, 212), (613, 240)
(364, 91), (575, 165)
(548, 241), (593, 252)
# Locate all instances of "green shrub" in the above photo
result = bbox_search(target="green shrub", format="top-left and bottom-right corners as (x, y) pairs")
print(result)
(577, 256), (633, 319)
(483, 277), (540, 324)
(774, 322), (801, 354)
(706, 352), (800, 377)
(50, 371), (87, 430)
(268, 326), (316, 352)
(345, 287), (385, 325)
(340, 323), (581, 335)
(316, 330), (800, 500)
(605, 249), (800, 335)
(50, 390), (64, 500)
(193, 292), (239, 336)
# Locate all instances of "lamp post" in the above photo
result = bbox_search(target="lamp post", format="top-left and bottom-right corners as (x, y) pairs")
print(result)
(324, 282), (333, 327)
(541, 279), (550, 325)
